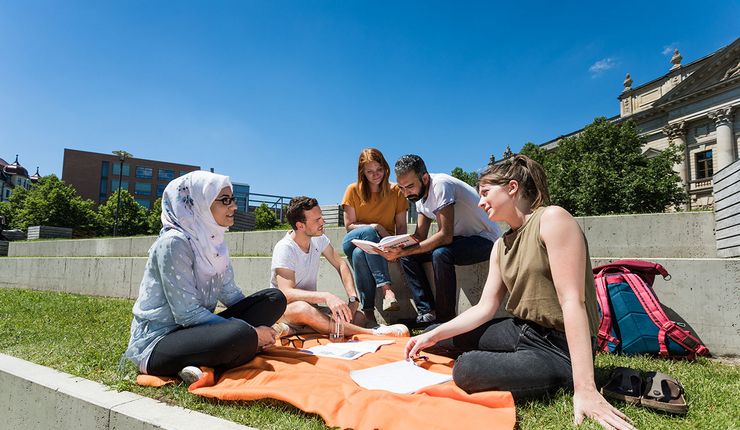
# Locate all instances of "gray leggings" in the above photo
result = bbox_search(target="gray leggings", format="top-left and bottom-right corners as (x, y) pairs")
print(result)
(430, 318), (577, 400)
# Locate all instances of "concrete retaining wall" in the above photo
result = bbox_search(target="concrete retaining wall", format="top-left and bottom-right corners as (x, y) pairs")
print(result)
(1, 255), (737, 356)
(0, 353), (253, 430)
(7, 212), (717, 258)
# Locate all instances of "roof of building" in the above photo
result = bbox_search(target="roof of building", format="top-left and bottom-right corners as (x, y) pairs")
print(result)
(2, 155), (29, 178)
(30, 167), (41, 183)
(538, 37), (740, 148)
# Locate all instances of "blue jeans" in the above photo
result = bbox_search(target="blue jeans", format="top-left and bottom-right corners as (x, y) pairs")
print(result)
(342, 226), (392, 311)
(400, 235), (492, 321)
(429, 318), (575, 400)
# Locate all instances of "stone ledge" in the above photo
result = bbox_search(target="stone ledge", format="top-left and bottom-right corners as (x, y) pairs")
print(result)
(0, 353), (255, 430)
(7, 211), (717, 259)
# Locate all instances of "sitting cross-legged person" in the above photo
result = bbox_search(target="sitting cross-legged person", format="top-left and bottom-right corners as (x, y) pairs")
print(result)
(123, 171), (286, 384)
(271, 196), (409, 338)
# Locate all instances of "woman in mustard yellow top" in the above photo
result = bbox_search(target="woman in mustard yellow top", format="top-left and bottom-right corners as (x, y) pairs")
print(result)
(342, 148), (408, 325)
(405, 155), (635, 430)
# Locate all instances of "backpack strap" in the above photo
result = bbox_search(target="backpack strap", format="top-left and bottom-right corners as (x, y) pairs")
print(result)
(594, 270), (619, 352)
(621, 273), (709, 359)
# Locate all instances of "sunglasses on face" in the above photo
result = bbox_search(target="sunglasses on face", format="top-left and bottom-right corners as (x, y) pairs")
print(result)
(215, 196), (237, 206)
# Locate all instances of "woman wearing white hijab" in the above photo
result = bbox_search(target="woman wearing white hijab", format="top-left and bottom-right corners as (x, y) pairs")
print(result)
(124, 171), (286, 381)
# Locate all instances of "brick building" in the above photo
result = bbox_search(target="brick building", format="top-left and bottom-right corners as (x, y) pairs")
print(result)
(62, 149), (200, 209)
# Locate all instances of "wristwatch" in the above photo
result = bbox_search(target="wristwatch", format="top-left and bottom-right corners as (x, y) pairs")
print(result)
(348, 295), (359, 304)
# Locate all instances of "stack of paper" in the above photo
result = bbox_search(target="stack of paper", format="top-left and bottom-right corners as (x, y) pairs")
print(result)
(306, 339), (394, 360)
(350, 360), (453, 394)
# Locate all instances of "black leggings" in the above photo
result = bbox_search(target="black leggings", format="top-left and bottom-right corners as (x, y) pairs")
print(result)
(147, 288), (286, 376)
(429, 318), (576, 400)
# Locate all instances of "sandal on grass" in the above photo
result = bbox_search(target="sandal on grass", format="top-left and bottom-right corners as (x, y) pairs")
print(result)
(640, 371), (688, 415)
(600, 366), (642, 405)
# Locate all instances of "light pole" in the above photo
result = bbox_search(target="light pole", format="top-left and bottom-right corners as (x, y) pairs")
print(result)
(111, 150), (132, 236)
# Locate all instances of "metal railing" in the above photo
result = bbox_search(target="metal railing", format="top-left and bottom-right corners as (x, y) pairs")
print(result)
(248, 193), (292, 223)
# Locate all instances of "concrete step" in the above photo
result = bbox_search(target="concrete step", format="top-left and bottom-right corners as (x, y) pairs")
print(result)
(0, 353), (254, 430)
(1, 255), (736, 356)
(6, 211), (718, 259)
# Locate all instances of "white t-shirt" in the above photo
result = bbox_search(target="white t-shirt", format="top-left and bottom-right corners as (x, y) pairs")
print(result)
(416, 173), (501, 242)
(270, 232), (331, 292)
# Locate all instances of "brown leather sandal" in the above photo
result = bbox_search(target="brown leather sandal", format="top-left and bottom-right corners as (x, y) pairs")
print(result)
(640, 371), (688, 415)
(600, 367), (642, 405)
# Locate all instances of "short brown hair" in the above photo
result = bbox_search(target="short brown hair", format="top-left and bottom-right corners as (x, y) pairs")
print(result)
(478, 155), (550, 210)
(286, 196), (319, 230)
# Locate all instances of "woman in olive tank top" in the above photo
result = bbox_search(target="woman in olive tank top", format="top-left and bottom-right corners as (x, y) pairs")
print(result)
(404, 155), (634, 430)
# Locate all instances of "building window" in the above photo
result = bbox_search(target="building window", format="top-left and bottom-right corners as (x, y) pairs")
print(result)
(136, 166), (153, 179)
(100, 178), (108, 195)
(179, 170), (189, 177)
(111, 179), (129, 192)
(101, 161), (109, 179)
(157, 184), (166, 197)
(232, 183), (250, 212)
(135, 198), (151, 209)
(112, 163), (130, 177)
(157, 169), (174, 181)
(695, 150), (713, 180)
(135, 182), (152, 196)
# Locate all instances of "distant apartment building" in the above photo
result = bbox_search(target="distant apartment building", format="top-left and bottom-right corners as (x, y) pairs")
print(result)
(232, 181), (251, 213)
(1, 155), (40, 202)
(62, 149), (200, 209)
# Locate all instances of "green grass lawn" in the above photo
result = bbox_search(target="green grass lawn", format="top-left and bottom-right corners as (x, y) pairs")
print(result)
(1, 288), (738, 429)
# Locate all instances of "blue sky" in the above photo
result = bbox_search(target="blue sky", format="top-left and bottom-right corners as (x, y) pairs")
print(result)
(1, 1), (738, 204)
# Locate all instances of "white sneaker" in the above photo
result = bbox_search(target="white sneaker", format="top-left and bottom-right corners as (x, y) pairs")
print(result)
(178, 366), (203, 385)
(372, 323), (410, 337)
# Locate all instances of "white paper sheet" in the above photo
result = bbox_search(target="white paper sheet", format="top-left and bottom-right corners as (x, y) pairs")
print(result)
(349, 360), (453, 394)
(305, 339), (394, 360)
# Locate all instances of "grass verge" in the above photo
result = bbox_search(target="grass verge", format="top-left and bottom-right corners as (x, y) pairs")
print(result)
(1, 288), (738, 429)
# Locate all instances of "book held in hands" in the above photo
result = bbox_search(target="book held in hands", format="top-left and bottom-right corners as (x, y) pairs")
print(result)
(351, 234), (419, 255)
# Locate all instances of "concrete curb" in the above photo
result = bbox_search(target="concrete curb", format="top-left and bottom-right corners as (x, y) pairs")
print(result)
(0, 353), (256, 430)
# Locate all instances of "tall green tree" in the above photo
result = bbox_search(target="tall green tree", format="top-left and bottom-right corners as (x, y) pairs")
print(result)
(520, 117), (687, 216)
(6, 175), (100, 231)
(0, 201), (12, 229)
(147, 197), (163, 234)
(97, 189), (149, 236)
(451, 167), (478, 187)
(254, 203), (278, 230)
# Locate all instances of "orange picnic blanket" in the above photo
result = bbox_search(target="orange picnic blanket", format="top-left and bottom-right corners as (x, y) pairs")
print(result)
(138, 334), (516, 430)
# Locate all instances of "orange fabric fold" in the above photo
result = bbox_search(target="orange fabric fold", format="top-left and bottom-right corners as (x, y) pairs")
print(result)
(139, 334), (516, 430)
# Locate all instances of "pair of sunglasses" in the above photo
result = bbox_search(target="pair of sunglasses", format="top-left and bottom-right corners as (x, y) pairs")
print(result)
(215, 196), (238, 206)
(280, 335), (324, 349)
(280, 334), (308, 349)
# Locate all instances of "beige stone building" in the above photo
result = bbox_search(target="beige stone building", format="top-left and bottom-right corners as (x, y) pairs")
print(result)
(542, 37), (740, 209)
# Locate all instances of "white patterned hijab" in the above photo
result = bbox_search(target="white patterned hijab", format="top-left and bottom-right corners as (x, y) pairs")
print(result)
(160, 170), (232, 277)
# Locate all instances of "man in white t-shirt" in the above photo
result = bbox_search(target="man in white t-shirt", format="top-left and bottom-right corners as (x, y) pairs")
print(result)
(271, 196), (409, 337)
(380, 155), (501, 325)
